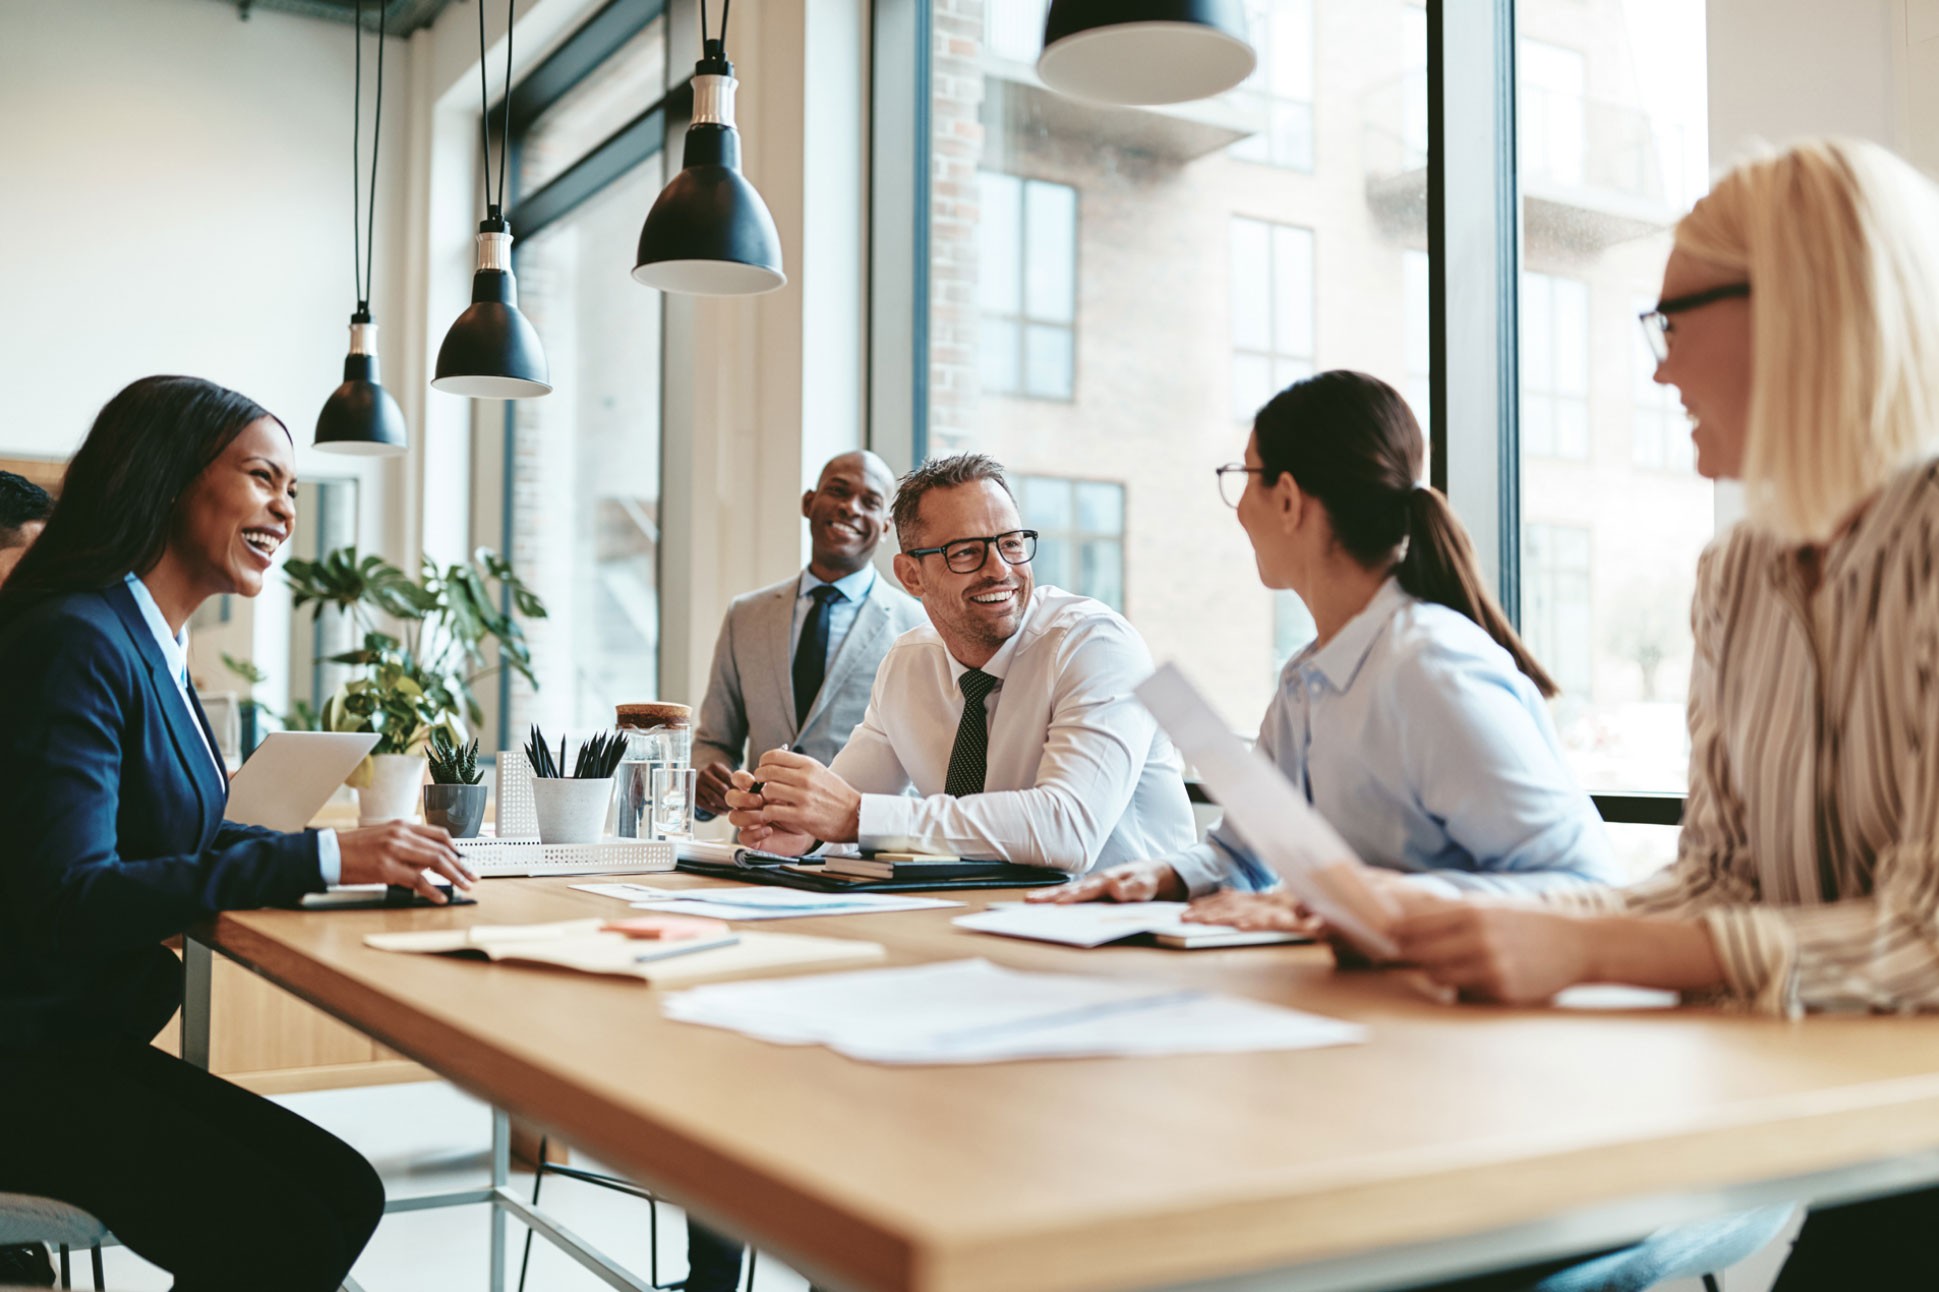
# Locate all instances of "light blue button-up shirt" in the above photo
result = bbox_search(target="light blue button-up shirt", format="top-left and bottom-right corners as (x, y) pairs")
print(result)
(789, 565), (876, 666)
(1170, 578), (1615, 897)
(123, 574), (340, 884)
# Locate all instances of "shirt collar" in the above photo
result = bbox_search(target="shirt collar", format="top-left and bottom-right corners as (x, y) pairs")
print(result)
(944, 585), (1036, 686)
(123, 572), (190, 683)
(801, 564), (876, 604)
(1301, 576), (1408, 692)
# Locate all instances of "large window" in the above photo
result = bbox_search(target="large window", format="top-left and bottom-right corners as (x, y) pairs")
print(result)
(1230, 0), (1317, 172)
(1230, 218), (1316, 420)
(1517, 0), (1712, 799)
(1520, 272), (1590, 461)
(1018, 475), (1125, 610)
(917, 0), (1428, 730)
(978, 172), (1077, 401)
(490, 3), (673, 744)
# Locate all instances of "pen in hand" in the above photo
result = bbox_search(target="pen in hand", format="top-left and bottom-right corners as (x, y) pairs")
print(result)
(749, 743), (791, 796)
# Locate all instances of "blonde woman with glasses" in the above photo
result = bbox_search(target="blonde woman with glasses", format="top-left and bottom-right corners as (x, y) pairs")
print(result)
(1390, 138), (1939, 1288)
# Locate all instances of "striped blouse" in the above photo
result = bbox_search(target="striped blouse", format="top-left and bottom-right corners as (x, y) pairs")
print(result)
(1548, 459), (1939, 1016)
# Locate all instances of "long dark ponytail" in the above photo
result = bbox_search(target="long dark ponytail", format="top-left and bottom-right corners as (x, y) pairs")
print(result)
(0, 376), (282, 626)
(1254, 370), (1559, 698)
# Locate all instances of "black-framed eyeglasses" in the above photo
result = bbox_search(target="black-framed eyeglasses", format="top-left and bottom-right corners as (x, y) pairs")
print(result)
(1638, 282), (1751, 363)
(1216, 463), (1271, 509)
(905, 529), (1038, 574)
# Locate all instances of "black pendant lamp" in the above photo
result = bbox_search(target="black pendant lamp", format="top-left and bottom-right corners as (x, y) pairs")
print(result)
(433, 0), (552, 399)
(632, 0), (785, 295)
(1039, 0), (1256, 106)
(317, 0), (407, 456)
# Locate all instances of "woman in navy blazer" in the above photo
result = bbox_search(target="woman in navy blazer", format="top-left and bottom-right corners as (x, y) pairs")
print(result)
(0, 376), (473, 1292)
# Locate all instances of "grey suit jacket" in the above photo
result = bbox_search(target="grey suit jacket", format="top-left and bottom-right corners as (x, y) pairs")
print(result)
(693, 569), (927, 773)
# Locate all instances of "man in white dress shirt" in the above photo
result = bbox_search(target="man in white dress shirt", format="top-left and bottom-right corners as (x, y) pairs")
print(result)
(726, 453), (1195, 872)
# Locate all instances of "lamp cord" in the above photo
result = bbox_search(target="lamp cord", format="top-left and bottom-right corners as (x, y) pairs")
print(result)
(352, 0), (386, 314)
(477, 0), (515, 217)
(699, 0), (731, 48)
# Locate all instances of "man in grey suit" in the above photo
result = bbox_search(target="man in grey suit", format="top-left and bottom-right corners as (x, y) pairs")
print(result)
(692, 448), (925, 819)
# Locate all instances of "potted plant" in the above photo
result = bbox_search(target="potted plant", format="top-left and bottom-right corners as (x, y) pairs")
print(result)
(525, 726), (627, 845)
(423, 730), (488, 839)
(285, 547), (546, 824)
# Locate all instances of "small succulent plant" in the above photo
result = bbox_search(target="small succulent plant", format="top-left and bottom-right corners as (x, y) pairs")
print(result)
(426, 730), (483, 786)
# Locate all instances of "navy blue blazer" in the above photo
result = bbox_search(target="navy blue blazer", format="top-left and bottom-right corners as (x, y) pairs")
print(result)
(0, 582), (325, 1053)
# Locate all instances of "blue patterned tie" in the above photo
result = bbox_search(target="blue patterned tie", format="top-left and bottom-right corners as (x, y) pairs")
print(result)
(945, 669), (999, 797)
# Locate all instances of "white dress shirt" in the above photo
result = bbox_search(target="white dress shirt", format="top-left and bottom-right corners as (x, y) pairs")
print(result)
(124, 574), (341, 884)
(831, 585), (1197, 872)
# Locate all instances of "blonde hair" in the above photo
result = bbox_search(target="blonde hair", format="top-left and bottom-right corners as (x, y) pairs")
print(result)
(1675, 138), (1939, 541)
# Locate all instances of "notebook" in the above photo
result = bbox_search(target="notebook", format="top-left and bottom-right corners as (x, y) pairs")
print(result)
(821, 857), (1014, 882)
(365, 918), (885, 985)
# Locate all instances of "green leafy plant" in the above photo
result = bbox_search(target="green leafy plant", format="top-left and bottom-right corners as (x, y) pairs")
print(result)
(285, 546), (547, 757)
(427, 730), (483, 786)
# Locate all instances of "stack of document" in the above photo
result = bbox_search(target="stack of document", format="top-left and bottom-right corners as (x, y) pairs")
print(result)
(663, 958), (1366, 1064)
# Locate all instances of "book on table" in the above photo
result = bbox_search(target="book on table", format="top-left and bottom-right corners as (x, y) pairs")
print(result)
(820, 855), (1015, 882)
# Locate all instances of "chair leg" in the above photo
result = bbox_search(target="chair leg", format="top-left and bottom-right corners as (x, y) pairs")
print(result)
(1703, 1275), (1723, 1292)
(516, 1134), (551, 1292)
(90, 1245), (104, 1290)
(743, 1247), (758, 1291)
(57, 1244), (70, 1289)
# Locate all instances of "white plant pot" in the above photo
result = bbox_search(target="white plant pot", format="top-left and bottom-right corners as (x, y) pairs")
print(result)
(531, 776), (615, 845)
(356, 754), (427, 825)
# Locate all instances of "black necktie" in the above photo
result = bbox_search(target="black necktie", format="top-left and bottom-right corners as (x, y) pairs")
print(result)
(945, 669), (999, 797)
(792, 584), (842, 729)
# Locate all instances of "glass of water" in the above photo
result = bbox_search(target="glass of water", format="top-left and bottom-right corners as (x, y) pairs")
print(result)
(649, 765), (697, 840)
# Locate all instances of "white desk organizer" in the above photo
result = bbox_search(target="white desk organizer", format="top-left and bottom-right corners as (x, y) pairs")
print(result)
(495, 748), (540, 839)
(477, 750), (674, 875)
(455, 837), (676, 878)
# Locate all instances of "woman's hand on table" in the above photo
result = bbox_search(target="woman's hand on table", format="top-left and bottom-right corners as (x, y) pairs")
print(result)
(1392, 902), (1594, 1004)
(337, 822), (474, 904)
(1026, 859), (1184, 904)
(1182, 889), (1320, 934)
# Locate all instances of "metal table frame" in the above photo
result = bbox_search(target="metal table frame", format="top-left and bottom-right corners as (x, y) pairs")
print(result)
(181, 935), (658, 1292)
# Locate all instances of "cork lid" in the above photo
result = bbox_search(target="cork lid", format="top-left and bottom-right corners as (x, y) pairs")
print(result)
(616, 702), (692, 729)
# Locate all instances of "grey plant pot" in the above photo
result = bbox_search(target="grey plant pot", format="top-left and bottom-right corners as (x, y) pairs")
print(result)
(423, 783), (488, 839)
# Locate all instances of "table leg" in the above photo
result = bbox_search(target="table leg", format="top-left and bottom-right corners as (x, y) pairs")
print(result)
(491, 1107), (511, 1292)
(181, 934), (213, 1071)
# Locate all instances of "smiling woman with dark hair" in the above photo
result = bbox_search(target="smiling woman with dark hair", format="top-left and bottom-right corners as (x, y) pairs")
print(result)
(0, 375), (474, 1292)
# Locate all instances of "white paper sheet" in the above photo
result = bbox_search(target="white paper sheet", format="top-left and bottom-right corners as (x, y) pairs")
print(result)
(630, 889), (962, 921)
(1136, 663), (1402, 958)
(663, 958), (1366, 1064)
(571, 882), (690, 902)
(952, 902), (1279, 948)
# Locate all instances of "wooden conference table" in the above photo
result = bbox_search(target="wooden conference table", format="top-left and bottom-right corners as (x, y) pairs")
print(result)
(182, 875), (1939, 1292)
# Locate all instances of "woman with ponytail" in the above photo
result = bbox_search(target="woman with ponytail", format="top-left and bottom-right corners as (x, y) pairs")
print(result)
(1037, 368), (1613, 910)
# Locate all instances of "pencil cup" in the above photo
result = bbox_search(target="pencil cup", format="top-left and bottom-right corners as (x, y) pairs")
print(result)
(531, 776), (615, 845)
(648, 765), (697, 841)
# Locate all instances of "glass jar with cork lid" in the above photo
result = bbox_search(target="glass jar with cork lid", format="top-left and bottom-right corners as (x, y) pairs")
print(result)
(615, 702), (693, 839)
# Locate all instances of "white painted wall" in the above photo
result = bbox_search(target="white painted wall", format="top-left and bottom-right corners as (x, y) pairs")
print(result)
(0, 0), (417, 711)
(1707, 0), (1922, 169)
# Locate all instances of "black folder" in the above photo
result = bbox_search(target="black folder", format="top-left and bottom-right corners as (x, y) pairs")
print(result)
(674, 858), (1069, 894)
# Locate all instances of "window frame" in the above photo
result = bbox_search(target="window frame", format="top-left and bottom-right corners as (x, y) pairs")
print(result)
(870, 0), (1684, 827)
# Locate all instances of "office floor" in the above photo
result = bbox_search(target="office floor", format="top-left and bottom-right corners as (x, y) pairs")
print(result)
(84, 1080), (1798, 1292)
(92, 1080), (812, 1292)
